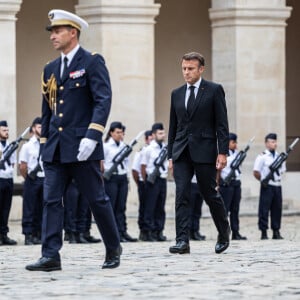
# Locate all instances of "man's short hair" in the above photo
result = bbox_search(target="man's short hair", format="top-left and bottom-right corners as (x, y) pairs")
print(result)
(182, 52), (205, 67)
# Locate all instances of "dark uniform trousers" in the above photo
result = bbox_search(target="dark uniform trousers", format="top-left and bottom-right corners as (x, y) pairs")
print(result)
(0, 178), (13, 234)
(189, 182), (204, 232)
(219, 179), (241, 233)
(173, 147), (229, 243)
(258, 185), (282, 231)
(42, 161), (119, 259)
(63, 180), (89, 234)
(22, 177), (44, 235)
(104, 174), (128, 235)
(144, 178), (166, 232)
(137, 180), (146, 230)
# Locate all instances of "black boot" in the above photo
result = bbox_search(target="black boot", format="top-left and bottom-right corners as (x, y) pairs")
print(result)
(144, 231), (156, 242)
(232, 231), (247, 240)
(102, 245), (122, 269)
(1, 234), (17, 245)
(68, 232), (77, 244)
(76, 233), (89, 244)
(64, 231), (71, 241)
(272, 230), (284, 240)
(120, 232), (138, 242)
(32, 232), (41, 245)
(190, 231), (206, 241)
(261, 230), (268, 240)
(25, 234), (34, 245)
(83, 231), (101, 243)
(156, 231), (167, 242)
(138, 230), (147, 241)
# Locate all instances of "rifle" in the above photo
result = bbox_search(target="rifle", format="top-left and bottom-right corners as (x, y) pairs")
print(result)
(28, 163), (43, 180)
(147, 144), (168, 184)
(261, 137), (299, 187)
(103, 130), (144, 180)
(223, 136), (255, 186)
(0, 127), (30, 170)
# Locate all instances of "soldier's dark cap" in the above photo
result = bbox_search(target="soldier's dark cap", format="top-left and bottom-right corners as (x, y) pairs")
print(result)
(32, 117), (42, 126)
(229, 132), (237, 141)
(265, 133), (277, 141)
(109, 121), (123, 131)
(145, 130), (152, 138)
(0, 120), (8, 127)
(151, 122), (164, 132)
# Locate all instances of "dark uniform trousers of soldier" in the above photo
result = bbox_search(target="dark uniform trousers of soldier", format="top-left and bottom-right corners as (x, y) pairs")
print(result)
(258, 185), (282, 232)
(104, 174), (128, 237)
(144, 178), (167, 238)
(219, 179), (241, 234)
(189, 182), (204, 235)
(39, 47), (120, 261)
(0, 178), (13, 238)
(22, 176), (43, 242)
(137, 180), (146, 232)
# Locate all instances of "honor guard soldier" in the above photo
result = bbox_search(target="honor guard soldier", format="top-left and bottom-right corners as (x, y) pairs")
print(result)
(132, 130), (153, 241)
(19, 117), (44, 245)
(189, 175), (206, 241)
(253, 133), (286, 240)
(219, 133), (247, 240)
(103, 122), (137, 242)
(141, 123), (168, 242)
(0, 120), (17, 245)
(26, 9), (121, 271)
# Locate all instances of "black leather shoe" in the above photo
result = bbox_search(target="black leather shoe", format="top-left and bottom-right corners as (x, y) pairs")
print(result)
(76, 233), (89, 244)
(261, 230), (268, 240)
(102, 246), (122, 269)
(26, 257), (61, 272)
(156, 231), (167, 242)
(272, 230), (283, 240)
(64, 232), (71, 241)
(83, 231), (101, 243)
(68, 233), (77, 244)
(121, 232), (138, 242)
(25, 234), (34, 245)
(190, 231), (206, 241)
(232, 231), (247, 240)
(139, 230), (148, 241)
(32, 236), (42, 245)
(215, 230), (230, 254)
(169, 241), (190, 254)
(2, 235), (17, 245)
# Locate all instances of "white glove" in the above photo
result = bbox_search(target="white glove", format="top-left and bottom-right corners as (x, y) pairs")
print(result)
(77, 138), (98, 161)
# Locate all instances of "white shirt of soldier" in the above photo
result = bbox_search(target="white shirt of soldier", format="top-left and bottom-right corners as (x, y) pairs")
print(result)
(103, 137), (128, 176)
(253, 149), (286, 187)
(18, 135), (45, 177)
(221, 149), (241, 181)
(140, 140), (168, 178)
(131, 145), (148, 181)
(0, 141), (16, 179)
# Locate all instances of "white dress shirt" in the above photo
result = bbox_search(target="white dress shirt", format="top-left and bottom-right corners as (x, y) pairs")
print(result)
(60, 44), (80, 77)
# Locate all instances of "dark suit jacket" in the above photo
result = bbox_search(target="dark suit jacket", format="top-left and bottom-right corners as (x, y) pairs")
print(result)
(41, 47), (111, 163)
(168, 79), (229, 164)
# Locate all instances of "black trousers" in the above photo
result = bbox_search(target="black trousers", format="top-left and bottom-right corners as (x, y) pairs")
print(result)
(258, 184), (282, 231)
(219, 180), (241, 232)
(144, 178), (167, 232)
(137, 180), (146, 231)
(189, 182), (204, 232)
(42, 161), (120, 260)
(0, 178), (13, 234)
(22, 176), (44, 235)
(173, 147), (229, 243)
(104, 174), (128, 235)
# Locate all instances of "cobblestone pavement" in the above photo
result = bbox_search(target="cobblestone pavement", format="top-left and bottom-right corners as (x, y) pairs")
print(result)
(1, 215), (300, 300)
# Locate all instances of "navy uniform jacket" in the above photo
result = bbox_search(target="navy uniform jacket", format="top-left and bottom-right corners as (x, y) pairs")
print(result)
(41, 47), (111, 163)
(168, 79), (229, 163)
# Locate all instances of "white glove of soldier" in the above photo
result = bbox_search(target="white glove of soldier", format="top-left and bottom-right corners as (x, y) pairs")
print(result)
(77, 138), (98, 161)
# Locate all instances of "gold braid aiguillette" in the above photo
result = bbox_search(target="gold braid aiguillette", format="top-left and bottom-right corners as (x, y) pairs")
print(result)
(41, 72), (57, 115)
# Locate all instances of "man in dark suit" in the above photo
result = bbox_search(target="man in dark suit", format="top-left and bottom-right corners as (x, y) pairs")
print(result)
(26, 9), (121, 272)
(168, 52), (230, 254)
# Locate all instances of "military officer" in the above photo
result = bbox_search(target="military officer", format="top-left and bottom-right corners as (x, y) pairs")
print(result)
(0, 120), (17, 245)
(19, 117), (44, 245)
(253, 133), (286, 240)
(132, 130), (153, 241)
(26, 9), (121, 271)
(141, 123), (168, 242)
(219, 133), (247, 240)
(103, 121), (137, 242)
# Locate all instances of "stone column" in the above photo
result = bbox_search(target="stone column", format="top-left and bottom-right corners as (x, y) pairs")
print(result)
(0, 0), (22, 138)
(209, 0), (292, 197)
(76, 0), (161, 138)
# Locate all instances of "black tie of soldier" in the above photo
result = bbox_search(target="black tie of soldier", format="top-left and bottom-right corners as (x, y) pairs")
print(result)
(61, 56), (69, 80)
(187, 85), (196, 115)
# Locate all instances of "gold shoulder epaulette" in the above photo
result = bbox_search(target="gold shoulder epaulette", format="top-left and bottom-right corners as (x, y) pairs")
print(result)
(92, 52), (98, 56)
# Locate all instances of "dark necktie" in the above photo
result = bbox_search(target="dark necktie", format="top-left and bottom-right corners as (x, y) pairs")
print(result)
(187, 86), (196, 115)
(61, 56), (69, 80)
